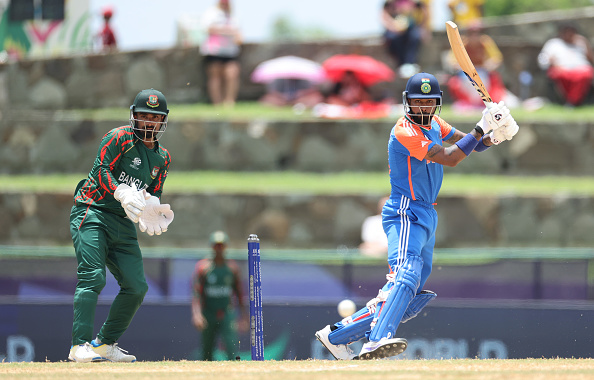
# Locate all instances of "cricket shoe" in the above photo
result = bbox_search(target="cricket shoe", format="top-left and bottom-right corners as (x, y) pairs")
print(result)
(68, 342), (104, 362)
(91, 340), (137, 362)
(315, 325), (357, 360)
(357, 337), (407, 360)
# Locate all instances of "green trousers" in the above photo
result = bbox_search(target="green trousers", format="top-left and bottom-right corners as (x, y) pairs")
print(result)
(70, 205), (148, 346)
(201, 310), (238, 361)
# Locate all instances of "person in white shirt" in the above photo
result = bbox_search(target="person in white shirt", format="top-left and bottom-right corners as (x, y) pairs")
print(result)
(200, 0), (242, 107)
(538, 23), (594, 106)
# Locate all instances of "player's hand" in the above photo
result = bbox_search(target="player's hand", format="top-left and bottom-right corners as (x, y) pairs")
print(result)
(138, 194), (174, 236)
(114, 183), (146, 223)
(192, 313), (207, 331)
(490, 117), (519, 145)
(476, 101), (511, 135)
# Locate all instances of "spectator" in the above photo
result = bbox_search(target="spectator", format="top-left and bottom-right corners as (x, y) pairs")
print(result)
(359, 196), (390, 257)
(98, 6), (117, 52)
(200, 0), (242, 107)
(448, 0), (484, 28)
(538, 23), (594, 107)
(259, 78), (324, 108)
(446, 21), (517, 110)
(381, 0), (430, 78)
(192, 231), (248, 361)
(326, 71), (371, 106)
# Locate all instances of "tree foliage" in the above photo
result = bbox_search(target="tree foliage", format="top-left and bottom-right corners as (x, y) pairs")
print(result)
(484, 0), (593, 17)
(270, 15), (333, 42)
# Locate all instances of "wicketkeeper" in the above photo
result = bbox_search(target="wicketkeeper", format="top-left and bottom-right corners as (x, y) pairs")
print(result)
(68, 89), (175, 362)
(316, 72), (519, 360)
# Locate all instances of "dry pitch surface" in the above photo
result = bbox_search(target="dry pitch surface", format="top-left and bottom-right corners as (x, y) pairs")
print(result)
(1, 359), (593, 380)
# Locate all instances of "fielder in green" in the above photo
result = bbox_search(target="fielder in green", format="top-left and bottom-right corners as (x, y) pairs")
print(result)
(68, 89), (175, 362)
(191, 231), (248, 361)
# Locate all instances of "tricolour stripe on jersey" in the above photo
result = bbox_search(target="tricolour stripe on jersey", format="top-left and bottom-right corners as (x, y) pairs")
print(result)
(397, 195), (410, 269)
(407, 156), (416, 201)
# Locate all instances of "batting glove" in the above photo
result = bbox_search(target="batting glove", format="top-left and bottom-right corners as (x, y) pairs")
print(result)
(491, 118), (519, 145)
(138, 194), (174, 236)
(114, 183), (146, 223)
(476, 101), (511, 135)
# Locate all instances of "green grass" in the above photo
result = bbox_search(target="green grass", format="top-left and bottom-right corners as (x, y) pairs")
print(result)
(3, 172), (594, 196)
(67, 102), (594, 123)
(0, 359), (592, 380)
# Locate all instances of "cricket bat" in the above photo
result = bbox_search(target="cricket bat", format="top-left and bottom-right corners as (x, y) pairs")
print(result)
(445, 21), (492, 105)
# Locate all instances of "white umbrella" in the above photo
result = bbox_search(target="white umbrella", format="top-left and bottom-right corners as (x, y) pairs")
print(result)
(251, 55), (327, 84)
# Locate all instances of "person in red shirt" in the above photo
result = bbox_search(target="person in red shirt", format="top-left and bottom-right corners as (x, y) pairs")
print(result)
(99, 6), (117, 52)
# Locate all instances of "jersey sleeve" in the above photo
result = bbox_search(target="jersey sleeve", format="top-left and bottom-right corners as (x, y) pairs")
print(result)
(393, 119), (434, 161)
(96, 127), (135, 194)
(433, 116), (456, 142)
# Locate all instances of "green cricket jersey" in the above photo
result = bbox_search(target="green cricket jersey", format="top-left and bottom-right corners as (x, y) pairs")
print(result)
(74, 126), (171, 218)
(193, 258), (243, 315)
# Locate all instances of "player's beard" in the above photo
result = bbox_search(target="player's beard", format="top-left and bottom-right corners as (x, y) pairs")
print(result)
(408, 108), (435, 126)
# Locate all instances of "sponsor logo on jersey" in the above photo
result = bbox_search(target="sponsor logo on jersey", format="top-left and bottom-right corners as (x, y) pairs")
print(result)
(147, 95), (159, 108)
(151, 166), (159, 179)
(421, 140), (429, 147)
(130, 157), (142, 170)
(118, 172), (148, 191)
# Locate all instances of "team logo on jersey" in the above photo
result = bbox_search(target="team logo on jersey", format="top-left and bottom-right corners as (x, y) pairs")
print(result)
(130, 157), (142, 170)
(420, 78), (431, 94)
(151, 166), (159, 179)
(147, 95), (159, 108)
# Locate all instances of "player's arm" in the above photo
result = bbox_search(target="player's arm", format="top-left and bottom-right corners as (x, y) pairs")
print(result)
(191, 263), (207, 331)
(425, 128), (483, 167)
(229, 260), (249, 333)
(96, 129), (130, 194)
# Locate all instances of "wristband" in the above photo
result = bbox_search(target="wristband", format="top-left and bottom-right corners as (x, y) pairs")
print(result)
(474, 136), (490, 152)
(474, 125), (485, 136)
(455, 133), (480, 156)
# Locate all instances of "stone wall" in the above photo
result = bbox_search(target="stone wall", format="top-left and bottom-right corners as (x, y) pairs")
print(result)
(2, 191), (594, 249)
(2, 111), (594, 175)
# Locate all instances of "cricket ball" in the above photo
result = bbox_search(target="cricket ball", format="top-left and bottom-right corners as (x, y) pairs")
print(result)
(337, 299), (357, 318)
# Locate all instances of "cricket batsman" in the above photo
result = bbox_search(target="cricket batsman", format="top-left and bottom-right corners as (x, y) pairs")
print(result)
(68, 89), (174, 362)
(316, 73), (519, 360)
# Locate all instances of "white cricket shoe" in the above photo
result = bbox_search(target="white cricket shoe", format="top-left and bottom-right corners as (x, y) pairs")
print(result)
(358, 337), (407, 360)
(315, 325), (357, 360)
(68, 342), (104, 362)
(91, 340), (137, 362)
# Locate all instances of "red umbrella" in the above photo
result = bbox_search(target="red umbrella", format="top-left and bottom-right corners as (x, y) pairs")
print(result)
(322, 54), (395, 87)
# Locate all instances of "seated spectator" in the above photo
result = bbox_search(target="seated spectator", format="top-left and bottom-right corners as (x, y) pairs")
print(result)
(446, 21), (517, 110)
(259, 78), (324, 108)
(359, 196), (389, 257)
(326, 71), (371, 106)
(538, 23), (594, 107)
(381, 0), (429, 78)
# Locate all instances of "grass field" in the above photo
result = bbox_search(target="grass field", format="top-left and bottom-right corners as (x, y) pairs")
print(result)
(3, 172), (594, 196)
(1, 359), (593, 380)
(70, 101), (594, 123)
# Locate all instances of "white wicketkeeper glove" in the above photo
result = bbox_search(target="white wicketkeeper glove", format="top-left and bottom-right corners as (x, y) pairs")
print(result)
(114, 183), (146, 223)
(138, 194), (174, 236)
(476, 101), (511, 135)
(490, 118), (519, 145)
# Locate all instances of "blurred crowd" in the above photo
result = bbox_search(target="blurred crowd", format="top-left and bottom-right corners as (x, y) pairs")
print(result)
(88, 0), (594, 113)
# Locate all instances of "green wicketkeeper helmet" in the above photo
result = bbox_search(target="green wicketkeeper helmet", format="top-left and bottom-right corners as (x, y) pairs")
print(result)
(130, 88), (169, 116)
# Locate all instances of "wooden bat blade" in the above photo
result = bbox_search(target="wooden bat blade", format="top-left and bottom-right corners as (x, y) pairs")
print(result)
(445, 21), (492, 105)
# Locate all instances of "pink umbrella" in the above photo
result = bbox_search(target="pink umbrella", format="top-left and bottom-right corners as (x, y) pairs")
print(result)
(251, 56), (327, 84)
